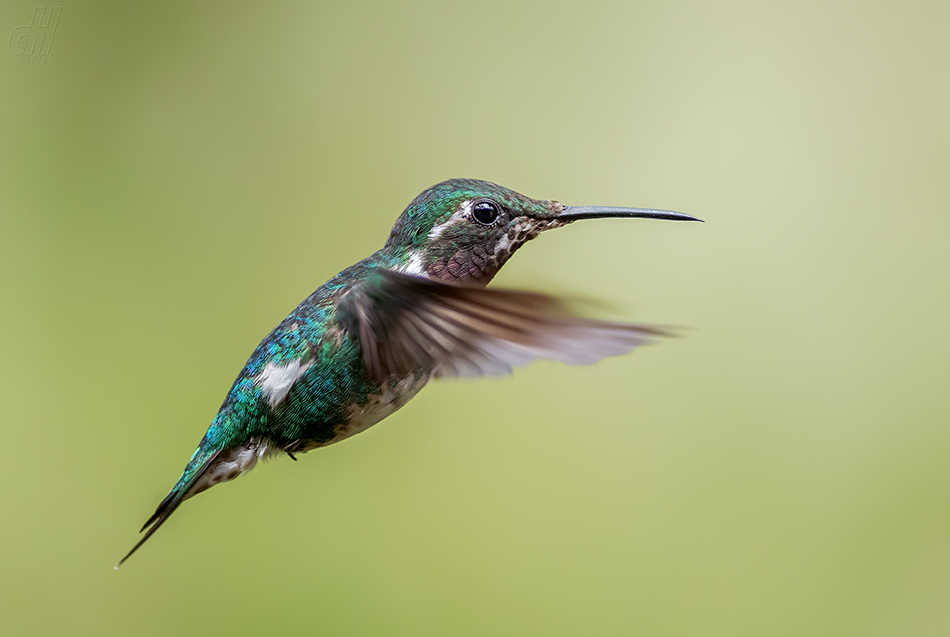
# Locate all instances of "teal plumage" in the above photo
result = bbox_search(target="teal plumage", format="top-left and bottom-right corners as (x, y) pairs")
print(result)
(118, 179), (700, 566)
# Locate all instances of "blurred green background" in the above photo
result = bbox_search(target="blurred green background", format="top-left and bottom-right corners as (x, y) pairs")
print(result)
(2, 0), (949, 635)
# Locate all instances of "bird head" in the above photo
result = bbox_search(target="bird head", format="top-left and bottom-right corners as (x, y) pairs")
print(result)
(383, 178), (700, 285)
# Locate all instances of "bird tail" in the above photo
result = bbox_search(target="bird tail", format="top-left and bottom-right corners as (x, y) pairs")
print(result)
(116, 448), (221, 568)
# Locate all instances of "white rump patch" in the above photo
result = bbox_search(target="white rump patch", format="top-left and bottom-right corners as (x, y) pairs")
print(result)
(256, 359), (313, 407)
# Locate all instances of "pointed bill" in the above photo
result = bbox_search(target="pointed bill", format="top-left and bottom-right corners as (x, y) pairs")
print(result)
(558, 206), (703, 223)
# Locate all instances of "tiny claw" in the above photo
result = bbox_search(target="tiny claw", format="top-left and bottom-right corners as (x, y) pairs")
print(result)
(282, 440), (301, 461)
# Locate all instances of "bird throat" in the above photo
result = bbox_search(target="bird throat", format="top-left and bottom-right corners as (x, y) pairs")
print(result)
(415, 216), (565, 286)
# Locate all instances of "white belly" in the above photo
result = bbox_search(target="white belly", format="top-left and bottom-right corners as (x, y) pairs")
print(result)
(335, 372), (430, 443)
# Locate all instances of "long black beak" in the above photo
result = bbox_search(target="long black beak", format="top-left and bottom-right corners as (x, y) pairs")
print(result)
(558, 205), (703, 223)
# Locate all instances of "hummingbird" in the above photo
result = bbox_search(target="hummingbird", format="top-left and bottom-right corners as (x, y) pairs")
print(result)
(117, 178), (701, 566)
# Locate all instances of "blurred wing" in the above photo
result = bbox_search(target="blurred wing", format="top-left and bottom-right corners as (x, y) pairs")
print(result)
(339, 269), (668, 383)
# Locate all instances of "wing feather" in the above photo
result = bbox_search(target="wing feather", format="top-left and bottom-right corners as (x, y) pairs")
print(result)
(339, 270), (668, 383)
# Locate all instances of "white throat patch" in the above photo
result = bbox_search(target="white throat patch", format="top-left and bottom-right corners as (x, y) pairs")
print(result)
(401, 251), (426, 277)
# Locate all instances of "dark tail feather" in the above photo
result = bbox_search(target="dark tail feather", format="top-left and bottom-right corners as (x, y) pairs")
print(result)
(138, 490), (176, 533)
(115, 450), (221, 568)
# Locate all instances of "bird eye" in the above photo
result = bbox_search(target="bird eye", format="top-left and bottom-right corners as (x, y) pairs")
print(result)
(472, 200), (500, 225)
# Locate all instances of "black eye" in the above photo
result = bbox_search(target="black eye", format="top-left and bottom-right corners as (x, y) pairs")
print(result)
(472, 200), (500, 225)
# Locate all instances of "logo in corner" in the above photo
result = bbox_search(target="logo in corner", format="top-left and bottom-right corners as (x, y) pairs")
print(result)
(9, 6), (61, 64)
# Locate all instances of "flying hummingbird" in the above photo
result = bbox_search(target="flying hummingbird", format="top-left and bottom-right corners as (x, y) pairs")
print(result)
(117, 178), (701, 566)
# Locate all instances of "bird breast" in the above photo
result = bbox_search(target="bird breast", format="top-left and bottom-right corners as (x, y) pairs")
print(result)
(334, 371), (430, 443)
